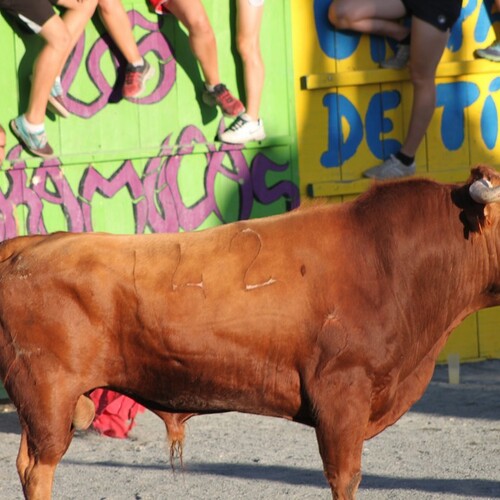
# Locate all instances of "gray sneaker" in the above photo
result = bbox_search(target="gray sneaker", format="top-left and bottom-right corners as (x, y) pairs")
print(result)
(47, 78), (70, 118)
(30, 75), (70, 118)
(363, 154), (415, 180)
(475, 41), (500, 62)
(380, 44), (410, 69)
(10, 115), (54, 159)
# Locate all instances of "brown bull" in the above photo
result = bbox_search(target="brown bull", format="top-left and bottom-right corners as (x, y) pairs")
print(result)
(1, 165), (500, 499)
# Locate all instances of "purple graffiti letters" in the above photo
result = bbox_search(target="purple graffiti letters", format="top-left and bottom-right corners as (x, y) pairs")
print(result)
(2, 125), (299, 240)
(0, 150), (84, 238)
(251, 153), (300, 211)
(80, 160), (148, 232)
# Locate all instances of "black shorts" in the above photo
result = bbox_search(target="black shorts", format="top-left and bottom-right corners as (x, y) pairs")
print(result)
(402, 0), (462, 32)
(0, 0), (58, 33)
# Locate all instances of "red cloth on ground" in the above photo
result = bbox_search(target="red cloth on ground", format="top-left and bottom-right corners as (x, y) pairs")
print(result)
(90, 389), (145, 439)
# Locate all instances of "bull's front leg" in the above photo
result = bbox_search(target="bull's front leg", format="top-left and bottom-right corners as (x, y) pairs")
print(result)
(13, 385), (85, 499)
(310, 370), (371, 499)
(16, 421), (62, 500)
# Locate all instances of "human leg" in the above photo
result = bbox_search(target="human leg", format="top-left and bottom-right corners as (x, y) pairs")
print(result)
(168, 0), (220, 86)
(328, 0), (409, 41)
(363, 17), (449, 179)
(27, 0), (95, 124)
(48, 0), (98, 116)
(11, 13), (70, 157)
(98, 0), (141, 64)
(97, 0), (154, 98)
(329, 0), (411, 71)
(219, 0), (265, 144)
(235, 0), (264, 119)
(169, 0), (244, 117)
(400, 17), (449, 156)
(10, 0), (96, 156)
(27, 15), (71, 127)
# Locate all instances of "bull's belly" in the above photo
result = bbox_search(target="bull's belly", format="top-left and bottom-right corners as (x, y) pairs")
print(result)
(121, 357), (303, 419)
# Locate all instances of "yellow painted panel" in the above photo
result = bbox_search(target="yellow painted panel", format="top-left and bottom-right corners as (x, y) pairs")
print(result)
(425, 76), (471, 171)
(303, 60), (500, 91)
(295, 89), (337, 191)
(336, 84), (395, 179)
(334, 33), (382, 73)
(477, 308), (500, 358)
(438, 314), (479, 362)
(291, 0), (336, 78)
(468, 73), (500, 166)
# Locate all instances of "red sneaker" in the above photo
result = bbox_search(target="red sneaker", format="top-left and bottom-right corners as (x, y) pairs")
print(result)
(123, 60), (155, 99)
(202, 83), (245, 117)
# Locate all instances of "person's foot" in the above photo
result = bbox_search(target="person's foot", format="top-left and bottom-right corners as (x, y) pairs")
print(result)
(47, 78), (70, 118)
(123, 60), (155, 99)
(475, 41), (500, 62)
(219, 114), (266, 144)
(363, 154), (415, 180)
(380, 44), (410, 69)
(10, 115), (54, 159)
(202, 83), (245, 117)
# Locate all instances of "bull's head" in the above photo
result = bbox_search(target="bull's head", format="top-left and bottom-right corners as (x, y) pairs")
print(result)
(467, 165), (500, 298)
(469, 166), (500, 204)
(452, 166), (500, 238)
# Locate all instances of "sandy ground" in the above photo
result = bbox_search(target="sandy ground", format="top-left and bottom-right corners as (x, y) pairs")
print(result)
(1, 360), (499, 499)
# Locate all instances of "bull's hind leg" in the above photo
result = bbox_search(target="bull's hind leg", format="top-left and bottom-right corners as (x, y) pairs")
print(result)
(310, 373), (371, 500)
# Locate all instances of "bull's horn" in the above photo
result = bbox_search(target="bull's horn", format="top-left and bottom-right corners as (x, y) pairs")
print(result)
(469, 178), (500, 204)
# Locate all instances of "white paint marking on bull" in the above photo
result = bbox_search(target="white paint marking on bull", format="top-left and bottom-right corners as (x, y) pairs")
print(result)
(245, 278), (277, 290)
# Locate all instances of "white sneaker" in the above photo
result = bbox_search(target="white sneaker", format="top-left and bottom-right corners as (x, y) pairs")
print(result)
(380, 44), (410, 69)
(219, 114), (266, 144)
(363, 154), (415, 180)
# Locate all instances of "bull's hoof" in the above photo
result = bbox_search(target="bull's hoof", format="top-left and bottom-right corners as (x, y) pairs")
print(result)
(72, 395), (95, 430)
